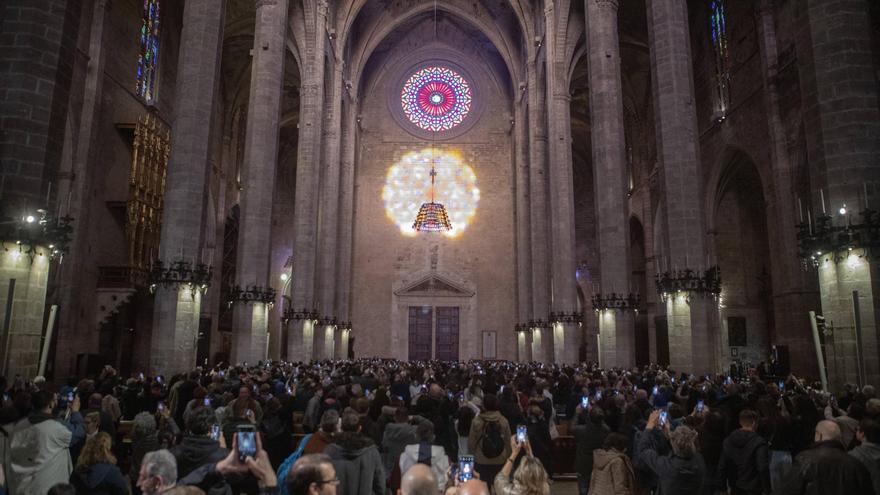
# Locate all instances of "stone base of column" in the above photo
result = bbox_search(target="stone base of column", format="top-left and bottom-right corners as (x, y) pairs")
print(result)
(666, 295), (715, 374)
(232, 303), (269, 365)
(315, 324), (335, 360)
(598, 311), (635, 368)
(0, 246), (50, 377)
(287, 319), (315, 363)
(151, 286), (201, 374)
(517, 331), (532, 362)
(531, 327), (549, 363)
(818, 254), (880, 388)
(336, 330), (349, 359)
(552, 322), (581, 364)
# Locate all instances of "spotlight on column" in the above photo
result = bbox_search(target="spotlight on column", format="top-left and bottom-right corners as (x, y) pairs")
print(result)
(24, 215), (35, 223)
(839, 204), (847, 215)
(280, 273), (289, 282)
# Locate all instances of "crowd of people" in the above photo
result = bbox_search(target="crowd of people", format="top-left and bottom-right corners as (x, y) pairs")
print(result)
(0, 359), (877, 495)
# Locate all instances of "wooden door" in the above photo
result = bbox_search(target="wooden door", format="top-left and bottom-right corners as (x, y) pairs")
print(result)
(408, 306), (433, 361)
(435, 306), (460, 361)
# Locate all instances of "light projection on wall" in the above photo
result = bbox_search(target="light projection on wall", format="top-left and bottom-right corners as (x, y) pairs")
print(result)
(383, 149), (480, 238)
(401, 67), (472, 132)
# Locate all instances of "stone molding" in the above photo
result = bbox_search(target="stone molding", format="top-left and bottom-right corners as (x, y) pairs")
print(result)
(593, 0), (620, 11)
(255, 0), (277, 8)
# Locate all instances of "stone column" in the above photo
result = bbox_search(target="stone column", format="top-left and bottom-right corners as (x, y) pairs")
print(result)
(150, 0), (226, 373)
(527, 60), (552, 362)
(545, 3), (581, 364)
(646, 0), (713, 373)
(315, 59), (343, 360)
(514, 95), (533, 329)
(335, 87), (358, 359)
(289, 0), (327, 362)
(796, 0), (880, 386)
(586, 0), (634, 367)
(232, 0), (289, 365)
(517, 329), (532, 362)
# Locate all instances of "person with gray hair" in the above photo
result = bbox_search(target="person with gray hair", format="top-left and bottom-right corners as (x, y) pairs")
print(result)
(131, 411), (161, 485)
(137, 449), (177, 495)
(635, 410), (705, 494)
(302, 409), (341, 456)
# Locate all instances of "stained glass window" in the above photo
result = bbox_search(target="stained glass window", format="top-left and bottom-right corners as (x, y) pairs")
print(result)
(137, 0), (161, 102)
(709, 0), (730, 118)
(401, 67), (472, 132)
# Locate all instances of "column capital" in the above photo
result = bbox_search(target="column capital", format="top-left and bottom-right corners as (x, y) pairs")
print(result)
(592, 0), (620, 10)
(316, 0), (328, 17)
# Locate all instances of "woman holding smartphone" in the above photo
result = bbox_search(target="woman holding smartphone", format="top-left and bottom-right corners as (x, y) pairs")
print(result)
(493, 434), (550, 495)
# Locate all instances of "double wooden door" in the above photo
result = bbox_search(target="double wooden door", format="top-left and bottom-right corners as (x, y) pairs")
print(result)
(408, 306), (460, 361)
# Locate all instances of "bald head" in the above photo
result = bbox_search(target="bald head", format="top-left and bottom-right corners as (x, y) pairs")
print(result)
(399, 464), (436, 495)
(815, 420), (842, 443)
(457, 479), (490, 495)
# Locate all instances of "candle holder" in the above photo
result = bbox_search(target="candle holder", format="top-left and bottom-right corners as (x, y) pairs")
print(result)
(228, 285), (276, 307)
(797, 209), (880, 267)
(514, 323), (531, 333)
(527, 319), (552, 330)
(655, 266), (721, 302)
(282, 307), (320, 323)
(591, 293), (641, 312)
(149, 259), (213, 295)
(318, 315), (338, 327)
(0, 210), (73, 261)
(549, 311), (584, 324)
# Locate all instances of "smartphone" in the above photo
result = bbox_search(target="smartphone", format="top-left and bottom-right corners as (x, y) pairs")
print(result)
(158, 401), (165, 412)
(203, 397), (211, 407)
(458, 455), (475, 482)
(236, 424), (257, 461)
(286, 386), (293, 395)
(364, 388), (370, 397)
(139, 372), (145, 381)
(67, 392), (74, 403)
(671, 377), (676, 384)
(652, 386), (659, 396)
(595, 390), (602, 402)
(659, 410), (668, 426)
(696, 400), (705, 413)
(447, 391), (454, 400)
(157, 376), (163, 383)
(211, 424), (221, 441)
(778, 381), (785, 391)
(245, 408), (254, 419)
(516, 424), (527, 444)
(581, 396), (589, 409)
(633, 384), (638, 392)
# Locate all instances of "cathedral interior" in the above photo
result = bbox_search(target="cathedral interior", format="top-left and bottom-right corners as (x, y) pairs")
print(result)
(0, 0), (879, 389)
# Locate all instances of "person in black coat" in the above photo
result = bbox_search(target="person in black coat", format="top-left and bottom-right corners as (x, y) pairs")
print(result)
(776, 420), (875, 495)
(720, 409), (770, 495)
(636, 410), (706, 495)
(571, 405), (610, 495)
(170, 407), (228, 479)
(524, 404), (554, 477)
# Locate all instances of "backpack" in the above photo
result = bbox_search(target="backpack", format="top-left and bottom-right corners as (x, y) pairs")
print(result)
(276, 434), (311, 495)
(479, 420), (505, 458)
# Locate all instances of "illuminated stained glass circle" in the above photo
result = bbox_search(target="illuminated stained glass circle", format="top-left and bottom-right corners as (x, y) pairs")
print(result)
(401, 67), (472, 132)
(383, 149), (480, 238)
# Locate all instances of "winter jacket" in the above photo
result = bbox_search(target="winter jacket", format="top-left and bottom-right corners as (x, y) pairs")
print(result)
(776, 440), (874, 495)
(571, 415), (610, 478)
(719, 429), (770, 495)
(325, 432), (385, 495)
(849, 441), (880, 495)
(589, 448), (635, 495)
(302, 430), (333, 455)
(69, 462), (128, 495)
(636, 428), (706, 495)
(399, 443), (449, 492)
(381, 416), (427, 476)
(170, 435), (229, 479)
(468, 411), (512, 465)
(7, 411), (84, 495)
(130, 431), (160, 482)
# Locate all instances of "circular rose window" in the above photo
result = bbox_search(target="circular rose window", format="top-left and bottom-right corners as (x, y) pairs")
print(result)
(401, 66), (472, 132)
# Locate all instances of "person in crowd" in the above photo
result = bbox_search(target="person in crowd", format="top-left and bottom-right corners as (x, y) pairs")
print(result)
(849, 418), (880, 495)
(137, 449), (178, 495)
(720, 409), (771, 495)
(636, 411), (706, 495)
(571, 405), (610, 495)
(169, 407), (228, 479)
(776, 420), (874, 495)
(589, 432), (635, 495)
(286, 453), (338, 495)
(131, 411), (161, 491)
(6, 390), (85, 495)
(170, 371), (201, 428)
(755, 395), (795, 491)
(302, 409), (340, 455)
(325, 409), (385, 495)
(415, 384), (458, 459)
(303, 387), (324, 433)
(382, 407), (428, 485)
(468, 393), (511, 484)
(524, 404), (553, 478)
(493, 435), (550, 495)
(69, 432), (128, 495)
(399, 463), (437, 495)
(399, 420), (450, 492)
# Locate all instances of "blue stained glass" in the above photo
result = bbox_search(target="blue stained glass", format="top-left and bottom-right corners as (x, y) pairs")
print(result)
(709, 0), (730, 115)
(136, 0), (160, 102)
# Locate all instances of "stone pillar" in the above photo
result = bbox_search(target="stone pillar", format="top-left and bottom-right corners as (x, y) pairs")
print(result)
(527, 60), (552, 362)
(586, 0), (634, 367)
(336, 88), (358, 334)
(289, 0), (327, 362)
(514, 96), (533, 327)
(0, 248), (51, 377)
(337, 328), (350, 359)
(150, 0), (226, 373)
(232, 0), (289, 365)
(315, 59), (343, 359)
(530, 326), (545, 362)
(753, 0), (819, 378)
(516, 329), (531, 362)
(646, 0), (713, 373)
(796, 0), (880, 386)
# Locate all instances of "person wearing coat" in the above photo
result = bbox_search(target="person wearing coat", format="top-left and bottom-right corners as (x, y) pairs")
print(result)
(636, 411), (706, 495)
(381, 407), (428, 480)
(70, 432), (128, 495)
(6, 391), (85, 495)
(468, 394), (512, 485)
(589, 433), (636, 495)
(571, 405), (610, 495)
(325, 410), (385, 495)
(719, 409), (770, 495)
(776, 420), (874, 495)
(850, 418), (880, 495)
(399, 421), (450, 493)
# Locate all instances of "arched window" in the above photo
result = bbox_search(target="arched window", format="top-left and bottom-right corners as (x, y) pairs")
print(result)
(137, 0), (161, 102)
(709, 0), (730, 120)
